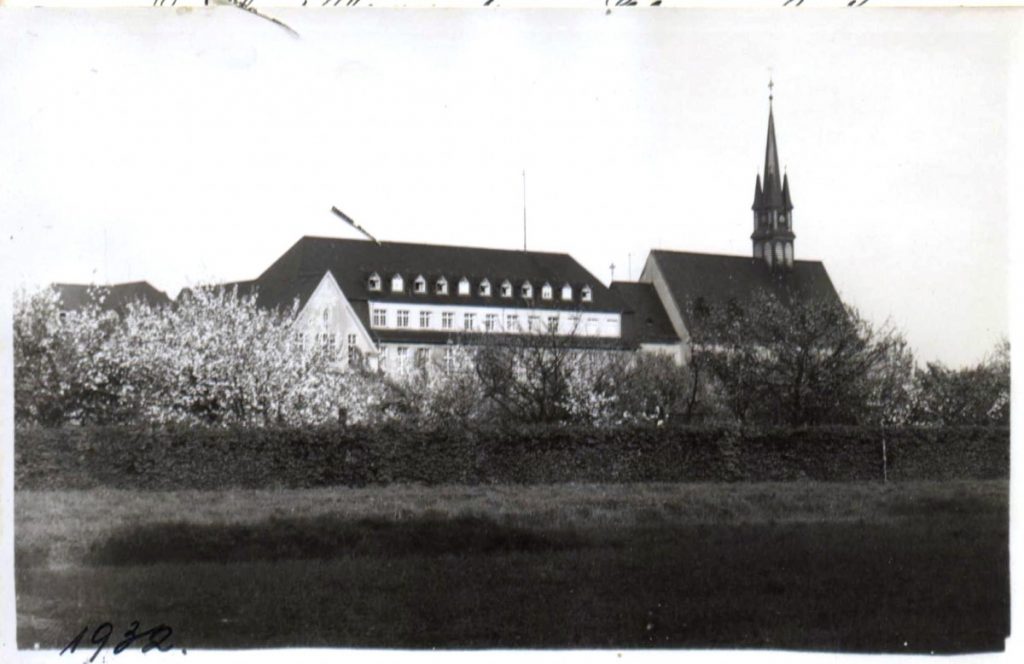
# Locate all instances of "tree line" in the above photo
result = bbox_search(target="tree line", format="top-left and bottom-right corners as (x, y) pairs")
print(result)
(13, 285), (1009, 429)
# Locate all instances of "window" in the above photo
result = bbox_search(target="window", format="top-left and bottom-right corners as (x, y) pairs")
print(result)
(581, 285), (593, 302)
(413, 275), (426, 294)
(379, 347), (389, 370)
(391, 274), (404, 292)
(464, 313), (476, 330)
(436, 277), (448, 295)
(396, 310), (410, 328)
(528, 315), (540, 331)
(396, 346), (408, 371)
(458, 277), (471, 296)
(419, 311), (431, 328)
(586, 317), (599, 336)
(479, 279), (492, 297)
(415, 348), (429, 369)
(546, 315), (559, 333)
(521, 281), (533, 298)
(541, 283), (553, 300)
(322, 307), (330, 323)
(324, 333), (337, 354)
(372, 308), (387, 327)
(485, 313), (498, 332)
(444, 346), (456, 374)
(368, 273), (381, 291)
(347, 333), (358, 366)
(506, 313), (519, 330)
(441, 311), (455, 329)
(568, 314), (580, 332)
(500, 280), (513, 298)
(561, 284), (573, 301)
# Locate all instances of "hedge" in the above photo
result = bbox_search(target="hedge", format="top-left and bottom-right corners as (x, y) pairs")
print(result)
(14, 424), (1009, 490)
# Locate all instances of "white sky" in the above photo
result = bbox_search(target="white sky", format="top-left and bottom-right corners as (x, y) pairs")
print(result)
(0, 7), (1019, 367)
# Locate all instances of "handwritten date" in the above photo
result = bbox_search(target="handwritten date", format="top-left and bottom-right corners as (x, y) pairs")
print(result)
(61, 622), (174, 661)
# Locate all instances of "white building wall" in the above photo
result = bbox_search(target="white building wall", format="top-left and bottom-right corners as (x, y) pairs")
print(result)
(294, 273), (627, 376)
(295, 272), (377, 365)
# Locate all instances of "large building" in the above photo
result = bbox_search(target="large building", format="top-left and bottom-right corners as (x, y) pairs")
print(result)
(59, 90), (843, 373)
(227, 93), (842, 372)
(613, 93), (842, 358)
(226, 237), (636, 372)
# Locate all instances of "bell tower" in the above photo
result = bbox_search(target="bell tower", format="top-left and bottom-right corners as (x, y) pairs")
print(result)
(751, 79), (795, 269)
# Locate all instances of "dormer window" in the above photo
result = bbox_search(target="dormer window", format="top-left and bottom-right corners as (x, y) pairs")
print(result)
(458, 277), (471, 296)
(581, 285), (593, 302)
(500, 280), (513, 298)
(561, 284), (573, 301)
(368, 273), (382, 291)
(436, 277), (448, 295)
(479, 279), (492, 297)
(413, 275), (427, 294)
(541, 283), (553, 300)
(391, 274), (404, 293)
(521, 281), (533, 299)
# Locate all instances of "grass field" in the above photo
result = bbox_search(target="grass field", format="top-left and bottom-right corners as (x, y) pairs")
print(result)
(15, 481), (1009, 653)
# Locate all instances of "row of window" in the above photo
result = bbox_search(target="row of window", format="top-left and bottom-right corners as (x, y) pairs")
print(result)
(379, 346), (461, 373)
(371, 307), (607, 334)
(305, 332), (362, 366)
(367, 273), (593, 303)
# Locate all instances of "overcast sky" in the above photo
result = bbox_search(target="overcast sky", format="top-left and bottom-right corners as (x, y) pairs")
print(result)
(0, 7), (1018, 367)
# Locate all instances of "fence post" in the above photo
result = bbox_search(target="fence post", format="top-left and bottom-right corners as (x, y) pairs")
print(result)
(881, 431), (888, 483)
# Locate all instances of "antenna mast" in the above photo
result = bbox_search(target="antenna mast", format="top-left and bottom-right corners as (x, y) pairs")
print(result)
(331, 206), (381, 245)
(522, 169), (527, 251)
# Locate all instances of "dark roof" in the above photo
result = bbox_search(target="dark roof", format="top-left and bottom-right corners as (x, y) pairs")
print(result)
(609, 282), (680, 345)
(648, 250), (842, 339)
(247, 234), (622, 311)
(53, 281), (171, 313)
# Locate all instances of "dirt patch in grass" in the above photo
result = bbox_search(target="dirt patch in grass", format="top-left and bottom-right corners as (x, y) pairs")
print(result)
(87, 515), (589, 565)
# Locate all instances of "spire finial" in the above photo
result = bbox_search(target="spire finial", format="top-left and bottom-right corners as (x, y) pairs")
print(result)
(768, 75), (774, 105)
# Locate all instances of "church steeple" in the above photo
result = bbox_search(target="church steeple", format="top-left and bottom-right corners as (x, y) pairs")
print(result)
(751, 79), (795, 269)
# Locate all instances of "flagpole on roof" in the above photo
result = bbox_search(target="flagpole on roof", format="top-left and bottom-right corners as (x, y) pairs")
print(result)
(522, 169), (527, 252)
(331, 206), (381, 245)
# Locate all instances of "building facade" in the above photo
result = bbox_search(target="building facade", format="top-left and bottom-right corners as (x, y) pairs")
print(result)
(226, 237), (633, 373)
(66, 91), (843, 374)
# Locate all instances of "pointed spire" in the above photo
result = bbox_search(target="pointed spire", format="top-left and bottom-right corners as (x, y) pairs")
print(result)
(763, 108), (782, 191)
(759, 83), (784, 209)
(782, 172), (793, 211)
(752, 174), (763, 210)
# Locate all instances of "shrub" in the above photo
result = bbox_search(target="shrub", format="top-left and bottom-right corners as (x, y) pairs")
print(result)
(15, 424), (1008, 490)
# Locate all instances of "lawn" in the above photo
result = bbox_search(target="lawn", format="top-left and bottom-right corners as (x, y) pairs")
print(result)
(15, 481), (1009, 653)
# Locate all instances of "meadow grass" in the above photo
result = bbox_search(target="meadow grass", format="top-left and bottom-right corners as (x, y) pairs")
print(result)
(15, 481), (1009, 652)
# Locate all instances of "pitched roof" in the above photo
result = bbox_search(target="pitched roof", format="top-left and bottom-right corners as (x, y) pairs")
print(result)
(648, 249), (842, 338)
(249, 236), (622, 313)
(53, 281), (171, 313)
(609, 281), (680, 345)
